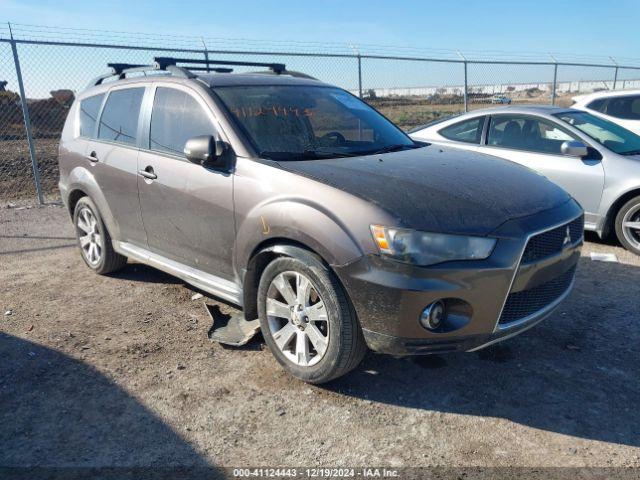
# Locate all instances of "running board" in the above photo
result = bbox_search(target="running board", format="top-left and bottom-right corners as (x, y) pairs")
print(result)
(114, 242), (243, 306)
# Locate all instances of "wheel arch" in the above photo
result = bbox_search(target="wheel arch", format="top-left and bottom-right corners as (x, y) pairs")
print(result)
(603, 187), (640, 238)
(66, 188), (88, 216)
(240, 236), (363, 324)
(242, 239), (328, 321)
(64, 167), (121, 241)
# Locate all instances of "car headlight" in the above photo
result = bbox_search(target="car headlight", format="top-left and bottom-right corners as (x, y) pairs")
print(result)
(370, 225), (496, 266)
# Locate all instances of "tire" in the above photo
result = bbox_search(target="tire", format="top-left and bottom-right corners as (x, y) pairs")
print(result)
(73, 196), (127, 274)
(614, 195), (640, 255)
(257, 247), (367, 384)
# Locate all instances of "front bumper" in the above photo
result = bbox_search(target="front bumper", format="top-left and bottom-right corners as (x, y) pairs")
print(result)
(334, 200), (583, 355)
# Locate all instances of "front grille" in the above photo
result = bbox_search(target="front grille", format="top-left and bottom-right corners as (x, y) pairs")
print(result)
(498, 265), (576, 325)
(521, 216), (584, 264)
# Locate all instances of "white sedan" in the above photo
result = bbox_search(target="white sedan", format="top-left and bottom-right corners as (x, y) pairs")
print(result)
(572, 89), (640, 135)
(409, 106), (640, 255)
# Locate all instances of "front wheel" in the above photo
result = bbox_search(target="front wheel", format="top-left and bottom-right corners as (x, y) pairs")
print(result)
(257, 248), (367, 384)
(615, 195), (640, 255)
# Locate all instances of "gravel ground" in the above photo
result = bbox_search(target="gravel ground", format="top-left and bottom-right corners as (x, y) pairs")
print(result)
(1, 205), (639, 473)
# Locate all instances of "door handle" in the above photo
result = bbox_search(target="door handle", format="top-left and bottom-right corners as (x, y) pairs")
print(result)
(85, 151), (98, 162)
(138, 166), (157, 180)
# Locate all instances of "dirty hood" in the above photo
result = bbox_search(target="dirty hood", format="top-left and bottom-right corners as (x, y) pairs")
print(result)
(278, 145), (572, 236)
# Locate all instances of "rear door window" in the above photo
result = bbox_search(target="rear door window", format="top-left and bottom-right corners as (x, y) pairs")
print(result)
(487, 115), (577, 154)
(438, 116), (485, 144)
(603, 95), (640, 120)
(79, 93), (104, 138)
(149, 87), (216, 156)
(98, 87), (145, 145)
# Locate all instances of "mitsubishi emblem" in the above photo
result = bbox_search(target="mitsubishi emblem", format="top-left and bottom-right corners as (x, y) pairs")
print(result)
(562, 226), (571, 247)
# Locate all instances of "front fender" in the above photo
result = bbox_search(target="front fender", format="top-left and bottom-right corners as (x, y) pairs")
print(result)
(235, 198), (364, 274)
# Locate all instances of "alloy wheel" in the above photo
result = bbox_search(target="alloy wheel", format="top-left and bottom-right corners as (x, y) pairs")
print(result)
(622, 204), (640, 251)
(266, 271), (329, 367)
(76, 207), (103, 266)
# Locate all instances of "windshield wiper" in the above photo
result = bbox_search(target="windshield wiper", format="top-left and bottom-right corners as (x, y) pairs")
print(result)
(362, 144), (420, 155)
(259, 149), (360, 161)
(620, 149), (640, 156)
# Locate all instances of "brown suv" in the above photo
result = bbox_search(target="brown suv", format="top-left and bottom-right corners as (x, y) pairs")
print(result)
(58, 58), (583, 383)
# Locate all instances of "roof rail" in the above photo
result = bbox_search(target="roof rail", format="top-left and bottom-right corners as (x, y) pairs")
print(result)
(154, 57), (287, 74)
(87, 56), (315, 89)
(87, 61), (196, 88)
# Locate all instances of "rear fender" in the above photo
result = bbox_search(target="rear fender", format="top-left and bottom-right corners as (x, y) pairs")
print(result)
(65, 166), (121, 241)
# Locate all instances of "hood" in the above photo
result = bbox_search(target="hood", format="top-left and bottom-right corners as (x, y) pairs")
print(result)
(277, 145), (571, 236)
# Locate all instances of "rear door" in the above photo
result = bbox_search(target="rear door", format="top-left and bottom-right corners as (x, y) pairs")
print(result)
(137, 84), (236, 279)
(88, 86), (147, 246)
(481, 114), (605, 220)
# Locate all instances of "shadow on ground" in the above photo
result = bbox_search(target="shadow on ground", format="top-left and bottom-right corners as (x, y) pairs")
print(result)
(108, 263), (182, 285)
(0, 332), (223, 478)
(584, 230), (620, 247)
(328, 256), (640, 447)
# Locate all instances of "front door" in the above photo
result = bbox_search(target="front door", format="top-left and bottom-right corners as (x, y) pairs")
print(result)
(137, 85), (236, 280)
(481, 114), (605, 222)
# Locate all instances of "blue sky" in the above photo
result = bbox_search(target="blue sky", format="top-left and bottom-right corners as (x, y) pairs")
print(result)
(1, 0), (639, 98)
(2, 0), (639, 61)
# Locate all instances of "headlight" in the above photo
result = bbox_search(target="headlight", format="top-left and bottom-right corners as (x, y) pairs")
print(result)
(370, 225), (496, 266)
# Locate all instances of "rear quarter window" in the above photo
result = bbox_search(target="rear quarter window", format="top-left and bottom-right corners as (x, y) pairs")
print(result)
(586, 98), (607, 113)
(79, 94), (104, 138)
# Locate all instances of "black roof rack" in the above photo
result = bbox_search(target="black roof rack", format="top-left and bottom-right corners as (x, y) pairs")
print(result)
(88, 56), (315, 88)
(154, 57), (286, 74)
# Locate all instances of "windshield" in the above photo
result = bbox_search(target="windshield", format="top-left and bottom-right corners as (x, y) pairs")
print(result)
(554, 111), (640, 155)
(213, 85), (417, 160)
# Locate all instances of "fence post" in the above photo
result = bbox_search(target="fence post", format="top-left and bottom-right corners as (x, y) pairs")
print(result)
(463, 61), (468, 112)
(456, 52), (468, 112)
(551, 63), (558, 106)
(357, 54), (363, 98)
(9, 24), (43, 205)
(201, 38), (210, 72)
(610, 57), (618, 90)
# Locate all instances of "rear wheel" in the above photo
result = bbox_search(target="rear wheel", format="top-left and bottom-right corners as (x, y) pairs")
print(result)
(615, 195), (640, 255)
(257, 248), (367, 384)
(73, 196), (127, 274)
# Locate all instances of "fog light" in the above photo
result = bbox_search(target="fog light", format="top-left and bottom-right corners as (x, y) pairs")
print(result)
(420, 301), (446, 330)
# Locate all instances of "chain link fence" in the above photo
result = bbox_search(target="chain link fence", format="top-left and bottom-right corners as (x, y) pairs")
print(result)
(2, 28), (640, 205)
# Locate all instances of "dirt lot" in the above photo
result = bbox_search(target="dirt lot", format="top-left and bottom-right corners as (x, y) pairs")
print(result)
(1, 205), (639, 473)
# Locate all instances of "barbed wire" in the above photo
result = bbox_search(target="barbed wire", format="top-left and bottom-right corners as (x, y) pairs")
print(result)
(2, 21), (640, 66)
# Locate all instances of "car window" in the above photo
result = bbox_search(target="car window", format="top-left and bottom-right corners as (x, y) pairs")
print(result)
(98, 88), (145, 145)
(603, 95), (640, 120)
(586, 98), (607, 113)
(213, 85), (415, 160)
(150, 87), (216, 156)
(79, 93), (104, 138)
(555, 111), (640, 155)
(306, 95), (375, 142)
(438, 116), (485, 144)
(487, 115), (577, 154)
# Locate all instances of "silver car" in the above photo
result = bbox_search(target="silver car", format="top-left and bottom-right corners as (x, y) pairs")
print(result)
(410, 106), (640, 255)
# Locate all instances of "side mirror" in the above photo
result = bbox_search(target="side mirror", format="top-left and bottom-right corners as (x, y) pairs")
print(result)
(561, 140), (588, 158)
(184, 135), (229, 169)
